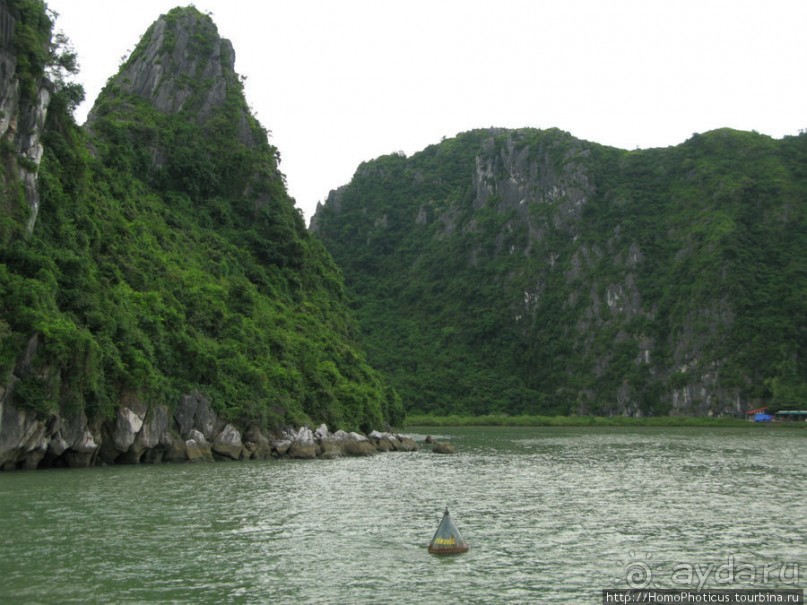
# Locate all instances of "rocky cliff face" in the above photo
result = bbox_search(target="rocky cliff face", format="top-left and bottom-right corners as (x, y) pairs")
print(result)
(0, 390), (415, 470)
(0, 1), (50, 234)
(312, 128), (807, 416)
(0, 5), (404, 470)
(86, 7), (254, 147)
(107, 13), (233, 118)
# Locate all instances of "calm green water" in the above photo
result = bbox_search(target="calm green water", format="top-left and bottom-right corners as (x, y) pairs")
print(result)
(0, 426), (804, 604)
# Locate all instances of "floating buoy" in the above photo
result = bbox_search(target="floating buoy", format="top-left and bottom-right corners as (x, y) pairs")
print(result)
(428, 506), (470, 554)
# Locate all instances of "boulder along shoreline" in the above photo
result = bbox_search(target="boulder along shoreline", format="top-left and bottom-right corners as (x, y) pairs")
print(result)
(0, 391), (418, 471)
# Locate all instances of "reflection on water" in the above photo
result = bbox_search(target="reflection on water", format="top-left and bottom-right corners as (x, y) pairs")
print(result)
(0, 426), (804, 603)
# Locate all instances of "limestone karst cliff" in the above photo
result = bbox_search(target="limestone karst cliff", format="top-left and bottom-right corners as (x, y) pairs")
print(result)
(0, 0), (52, 235)
(0, 3), (403, 470)
(312, 127), (807, 417)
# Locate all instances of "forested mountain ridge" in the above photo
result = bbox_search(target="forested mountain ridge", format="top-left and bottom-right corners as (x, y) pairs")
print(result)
(0, 2), (402, 469)
(312, 127), (807, 417)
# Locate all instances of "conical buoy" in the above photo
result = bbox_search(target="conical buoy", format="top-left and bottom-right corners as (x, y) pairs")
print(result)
(428, 506), (469, 554)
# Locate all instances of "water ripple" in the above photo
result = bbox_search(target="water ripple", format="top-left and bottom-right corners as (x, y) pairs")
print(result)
(0, 426), (804, 603)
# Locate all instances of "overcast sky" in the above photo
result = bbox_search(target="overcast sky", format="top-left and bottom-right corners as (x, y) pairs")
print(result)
(46, 0), (806, 223)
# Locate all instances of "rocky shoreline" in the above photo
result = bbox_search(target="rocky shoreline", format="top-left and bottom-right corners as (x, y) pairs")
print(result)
(0, 391), (418, 471)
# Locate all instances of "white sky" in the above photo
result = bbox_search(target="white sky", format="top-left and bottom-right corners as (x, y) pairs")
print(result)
(46, 0), (806, 223)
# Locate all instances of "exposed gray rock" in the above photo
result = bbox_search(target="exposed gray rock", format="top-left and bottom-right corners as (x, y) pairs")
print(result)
(272, 438), (292, 457)
(64, 429), (99, 468)
(99, 406), (146, 464)
(288, 426), (317, 459)
(212, 424), (245, 460)
(318, 442), (341, 459)
(104, 16), (219, 116)
(315, 424), (341, 458)
(174, 392), (220, 440)
(188, 429), (205, 443)
(0, 26), (50, 233)
(132, 404), (171, 454)
(319, 430), (384, 457)
(112, 407), (145, 452)
(1, 376), (409, 469)
(368, 430), (396, 452)
(316, 429), (345, 458)
(432, 442), (457, 454)
(48, 433), (69, 457)
(243, 425), (272, 460)
(393, 435), (418, 452)
(87, 7), (263, 153)
(342, 432), (376, 457)
(59, 411), (85, 450)
(0, 398), (50, 470)
(161, 433), (188, 463)
(185, 430), (213, 463)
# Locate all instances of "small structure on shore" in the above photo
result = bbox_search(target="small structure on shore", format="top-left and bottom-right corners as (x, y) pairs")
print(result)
(746, 406), (770, 421)
(428, 507), (469, 554)
(775, 410), (807, 421)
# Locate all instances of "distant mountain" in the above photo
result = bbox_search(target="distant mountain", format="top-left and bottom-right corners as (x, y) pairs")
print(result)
(0, 3), (402, 469)
(311, 127), (807, 416)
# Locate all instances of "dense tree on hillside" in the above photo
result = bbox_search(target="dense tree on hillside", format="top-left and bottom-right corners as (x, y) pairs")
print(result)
(313, 127), (807, 416)
(1, 3), (404, 433)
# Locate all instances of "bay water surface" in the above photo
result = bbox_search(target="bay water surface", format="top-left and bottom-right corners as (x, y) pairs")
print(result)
(1, 426), (804, 604)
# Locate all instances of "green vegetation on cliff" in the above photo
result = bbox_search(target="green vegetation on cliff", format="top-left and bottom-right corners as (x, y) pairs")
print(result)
(0, 5), (403, 431)
(312, 128), (807, 417)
